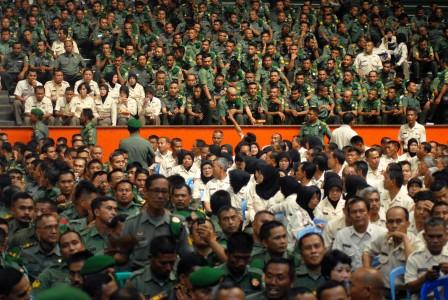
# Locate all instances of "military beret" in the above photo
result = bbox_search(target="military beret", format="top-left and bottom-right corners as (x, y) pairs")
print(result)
(36, 285), (90, 300)
(31, 108), (44, 118)
(80, 255), (115, 275)
(189, 267), (225, 289)
(127, 118), (141, 129)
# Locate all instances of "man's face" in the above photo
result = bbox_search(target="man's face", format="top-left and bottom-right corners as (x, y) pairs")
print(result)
(264, 226), (288, 254)
(60, 232), (85, 258)
(64, 41), (73, 53)
(88, 163), (102, 178)
(367, 192), (381, 215)
(366, 150), (380, 170)
(73, 159), (86, 176)
(115, 182), (133, 205)
(415, 200), (432, 224)
(434, 187), (448, 203)
(69, 261), (85, 288)
(146, 178), (170, 210)
(300, 234), (325, 268)
(158, 138), (169, 153)
(424, 224), (447, 255)
(386, 207), (409, 234)
(36, 215), (60, 245)
(151, 253), (177, 279)
(264, 263), (292, 300)
(406, 110), (417, 124)
(12, 198), (35, 224)
(171, 186), (191, 209)
(227, 251), (251, 275)
(111, 155), (125, 171)
(219, 209), (241, 235)
(349, 201), (369, 230)
(93, 174), (110, 195)
(95, 200), (118, 224)
(253, 213), (275, 238)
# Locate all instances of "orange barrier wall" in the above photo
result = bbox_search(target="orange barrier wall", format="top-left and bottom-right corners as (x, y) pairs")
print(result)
(1, 126), (447, 159)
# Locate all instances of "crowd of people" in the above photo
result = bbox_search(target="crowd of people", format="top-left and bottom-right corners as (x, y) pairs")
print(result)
(1, 0), (448, 127)
(0, 111), (446, 300)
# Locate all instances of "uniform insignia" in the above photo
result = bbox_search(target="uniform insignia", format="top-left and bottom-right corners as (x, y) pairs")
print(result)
(32, 280), (41, 289)
(250, 278), (261, 288)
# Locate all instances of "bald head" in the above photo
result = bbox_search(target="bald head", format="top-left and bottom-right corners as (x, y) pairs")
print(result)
(350, 267), (385, 300)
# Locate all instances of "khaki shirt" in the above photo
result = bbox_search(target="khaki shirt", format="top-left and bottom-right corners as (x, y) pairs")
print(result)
(202, 176), (231, 204)
(398, 122), (426, 150)
(323, 216), (347, 248)
(152, 150), (177, 176)
(14, 79), (42, 99)
(333, 223), (388, 269)
(314, 197), (346, 223)
(24, 96), (53, 115)
(44, 80), (70, 104)
(365, 232), (417, 287)
(381, 187), (415, 213)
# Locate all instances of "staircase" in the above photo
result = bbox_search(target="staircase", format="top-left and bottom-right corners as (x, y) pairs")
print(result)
(0, 91), (14, 126)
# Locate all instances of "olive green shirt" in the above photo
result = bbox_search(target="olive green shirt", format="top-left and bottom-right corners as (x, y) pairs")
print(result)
(81, 121), (96, 146)
(299, 119), (332, 142)
(128, 264), (175, 298)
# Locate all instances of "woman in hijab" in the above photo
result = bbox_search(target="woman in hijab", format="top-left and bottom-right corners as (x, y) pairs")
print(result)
(95, 83), (116, 126)
(277, 152), (292, 176)
(170, 151), (198, 182)
(297, 185), (322, 220)
(229, 169), (251, 210)
(344, 175), (369, 200)
(314, 176), (345, 222)
(268, 176), (312, 247)
(247, 162), (283, 222)
(192, 160), (214, 204)
(398, 138), (419, 175)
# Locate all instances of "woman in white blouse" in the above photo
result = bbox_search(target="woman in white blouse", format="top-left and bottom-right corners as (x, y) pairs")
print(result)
(192, 161), (214, 205)
(73, 82), (98, 120)
(127, 74), (145, 107)
(95, 83), (117, 126)
(314, 176), (346, 222)
(104, 72), (122, 101)
(169, 151), (199, 183)
(246, 162), (283, 222)
(115, 85), (137, 125)
(228, 169), (251, 210)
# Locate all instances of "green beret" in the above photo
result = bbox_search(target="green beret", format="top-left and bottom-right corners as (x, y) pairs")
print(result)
(31, 108), (44, 118)
(189, 267), (225, 289)
(80, 255), (115, 275)
(36, 285), (90, 300)
(127, 118), (142, 129)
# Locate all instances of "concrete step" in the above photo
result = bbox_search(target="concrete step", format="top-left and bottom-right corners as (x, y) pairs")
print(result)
(0, 120), (15, 126)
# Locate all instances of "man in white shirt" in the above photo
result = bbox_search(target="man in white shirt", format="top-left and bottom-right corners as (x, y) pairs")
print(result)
(330, 112), (358, 149)
(398, 107), (426, 151)
(354, 40), (383, 78)
(379, 140), (401, 171)
(151, 136), (177, 177)
(139, 86), (161, 125)
(44, 69), (70, 106)
(333, 197), (388, 270)
(51, 29), (80, 58)
(54, 87), (80, 125)
(365, 148), (383, 192)
(24, 86), (54, 125)
(382, 163), (414, 212)
(74, 69), (100, 98)
(13, 70), (42, 125)
(202, 157), (231, 214)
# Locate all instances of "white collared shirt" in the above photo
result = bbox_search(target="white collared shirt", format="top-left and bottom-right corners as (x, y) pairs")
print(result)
(330, 124), (358, 149)
(398, 122), (426, 150)
(333, 223), (388, 269)
(314, 197), (346, 222)
(24, 96), (53, 114)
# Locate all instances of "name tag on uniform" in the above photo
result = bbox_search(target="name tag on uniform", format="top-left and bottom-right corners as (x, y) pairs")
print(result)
(342, 244), (352, 248)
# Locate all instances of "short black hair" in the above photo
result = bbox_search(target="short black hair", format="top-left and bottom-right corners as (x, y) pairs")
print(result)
(264, 257), (295, 281)
(259, 220), (284, 241)
(347, 196), (370, 213)
(210, 190), (231, 216)
(321, 249), (352, 278)
(297, 232), (324, 251)
(0, 267), (25, 296)
(91, 196), (116, 217)
(227, 232), (254, 254)
(317, 280), (348, 300)
(150, 235), (177, 257)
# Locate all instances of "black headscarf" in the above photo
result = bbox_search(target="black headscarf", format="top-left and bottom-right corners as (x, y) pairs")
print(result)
(229, 169), (251, 194)
(345, 175), (369, 199)
(245, 156), (261, 174)
(407, 138), (418, 157)
(279, 176), (301, 198)
(297, 185), (321, 219)
(255, 162), (280, 200)
(200, 160), (213, 184)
